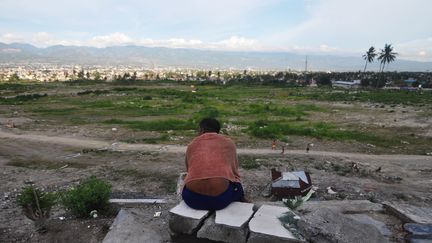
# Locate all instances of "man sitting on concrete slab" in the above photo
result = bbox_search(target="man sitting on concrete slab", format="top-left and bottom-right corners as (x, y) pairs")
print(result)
(182, 118), (245, 210)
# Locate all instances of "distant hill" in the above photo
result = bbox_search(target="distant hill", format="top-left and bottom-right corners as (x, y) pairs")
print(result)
(0, 42), (431, 71)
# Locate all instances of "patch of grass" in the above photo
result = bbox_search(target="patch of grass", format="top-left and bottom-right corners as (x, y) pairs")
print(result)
(77, 89), (110, 95)
(290, 88), (432, 105)
(0, 93), (48, 104)
(36, 107), (78, 116)
(247, 119), (388, 145)
(239, 155), (261, 169)
(104, 118), (195, 131)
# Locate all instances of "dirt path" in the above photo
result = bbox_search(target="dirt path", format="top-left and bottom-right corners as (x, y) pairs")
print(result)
(1, 129), (430, 163)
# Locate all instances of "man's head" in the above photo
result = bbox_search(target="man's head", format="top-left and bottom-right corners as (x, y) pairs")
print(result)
(199, 118), (221, 134)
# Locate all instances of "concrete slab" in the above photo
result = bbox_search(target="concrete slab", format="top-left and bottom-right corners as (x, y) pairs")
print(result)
(346, 214), (392, 237)
(248, 205), (301, 243)
(197, 214), (249, 243)
(383, 202), (432, 224)
(215, 202), (254, 227)
(297, 200), (383, 213)
(407, 239), (432, 243)
(169, 201), (210, 235)
(103, 208), (163, 243)
(404, 223), (432, 241)
(170, 201), (209, 219)
(196, 202), (254, 243)
(109, 198), (166, 206)
(298, 208), (388, 243)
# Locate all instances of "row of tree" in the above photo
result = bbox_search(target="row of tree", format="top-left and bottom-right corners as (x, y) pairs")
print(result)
(362, 44), (398, 87)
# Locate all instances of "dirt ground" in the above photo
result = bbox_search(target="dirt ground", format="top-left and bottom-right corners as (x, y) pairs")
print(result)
(1, 124), (431, 242)
(0, 88), (432, 242)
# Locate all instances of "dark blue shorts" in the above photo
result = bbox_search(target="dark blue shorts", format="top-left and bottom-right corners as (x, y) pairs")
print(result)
(182, 182), (244, 211)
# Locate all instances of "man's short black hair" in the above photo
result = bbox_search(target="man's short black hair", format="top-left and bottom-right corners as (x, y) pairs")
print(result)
(199, 118), (221, 134)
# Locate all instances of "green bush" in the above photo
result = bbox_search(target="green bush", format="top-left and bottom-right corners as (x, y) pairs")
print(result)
(17, 186), (57, 215)
(17, 186), (57, 232)
(61, 176), (112, 218)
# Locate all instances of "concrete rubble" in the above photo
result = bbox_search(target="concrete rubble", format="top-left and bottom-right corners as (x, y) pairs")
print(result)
(248, 205), (303, 243)
(297, 199), (383, 213)
(169, 201), (303, 243)
(297, 208), (388, 243)
(102, 200), (432, 243)
(383, 202), (432, 224)
(346, 214), (392, 237)
(169, 201), (210, 235)
(197, 202), (254, 243)
(404, 223), (432, 242)
(103, 208), (163, 243)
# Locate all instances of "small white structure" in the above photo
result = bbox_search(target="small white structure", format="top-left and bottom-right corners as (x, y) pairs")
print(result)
(332, 80), (361, 89)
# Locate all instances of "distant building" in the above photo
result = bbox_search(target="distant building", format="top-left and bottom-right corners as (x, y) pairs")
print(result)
(332, 79), (361, 89)
(404, 78), (417, 86)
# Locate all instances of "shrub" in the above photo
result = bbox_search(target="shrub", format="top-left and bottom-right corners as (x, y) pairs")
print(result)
(17, 186), (57, 232)
(61, 176), (112, 218)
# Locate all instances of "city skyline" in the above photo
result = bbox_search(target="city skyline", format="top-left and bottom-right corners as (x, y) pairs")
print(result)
(0, 0), (431, 62)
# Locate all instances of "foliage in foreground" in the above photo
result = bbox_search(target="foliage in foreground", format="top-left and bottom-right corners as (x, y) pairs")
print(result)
(17, 186), (57, 232)
(61, 176), (112, 218)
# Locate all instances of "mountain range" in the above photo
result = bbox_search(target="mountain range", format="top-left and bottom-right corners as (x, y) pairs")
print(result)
(1, 42), (431, 72)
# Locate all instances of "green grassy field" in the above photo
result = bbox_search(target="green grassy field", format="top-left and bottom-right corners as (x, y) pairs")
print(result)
(1, 80), (431, 154)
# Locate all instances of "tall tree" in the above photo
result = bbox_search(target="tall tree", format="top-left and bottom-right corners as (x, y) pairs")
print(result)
(377, 44), (397, 87)
(362, 46), (377, 72)
(378, 44), (397, 72)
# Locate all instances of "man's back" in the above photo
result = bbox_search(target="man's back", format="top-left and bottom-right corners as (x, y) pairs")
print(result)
(185, 132), (240, 187)
(181, 118), (244, 210)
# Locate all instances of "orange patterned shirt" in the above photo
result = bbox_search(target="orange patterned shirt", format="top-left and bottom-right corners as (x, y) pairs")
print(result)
(185, 133), (241, 184)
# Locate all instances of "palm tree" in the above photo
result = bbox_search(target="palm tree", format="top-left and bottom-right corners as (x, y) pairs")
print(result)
(362, 46), (377, 72)
(376, 44), (397, 87)
(378, 44), (397, 72)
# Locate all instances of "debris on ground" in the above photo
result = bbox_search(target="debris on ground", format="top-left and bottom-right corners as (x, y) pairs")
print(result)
(327, 187), (337, 195)
(271, 169), (313, 198)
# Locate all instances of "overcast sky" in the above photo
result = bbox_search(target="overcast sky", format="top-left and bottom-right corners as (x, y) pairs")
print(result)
(0, 0), (431, 61)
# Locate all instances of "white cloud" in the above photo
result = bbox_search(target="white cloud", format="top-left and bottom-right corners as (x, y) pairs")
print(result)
(0, 31), (262, 51)
(88, 33), (133, 48)
(394, 37), (432, 62)
(268, 0), (432, 58)
(0, 33), (24, 43)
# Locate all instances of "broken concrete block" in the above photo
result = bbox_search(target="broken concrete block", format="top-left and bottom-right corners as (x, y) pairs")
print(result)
(383, 202), (432, 224)
(197, 202), (254, 243)
(406, 239), (432, 243)
(248, 205), (302, 243)
(298, 208), (388, 243)
(215, 202), (255, 227)
(346, 214), (392, 237)
(404, 223), (432, 241)
(103, 208), (163, 243)
(297, 200), (383, 213)
(169, 201), (210, 235)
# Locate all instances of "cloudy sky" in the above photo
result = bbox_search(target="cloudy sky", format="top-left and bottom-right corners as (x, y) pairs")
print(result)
(0, 0), (431, 61)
